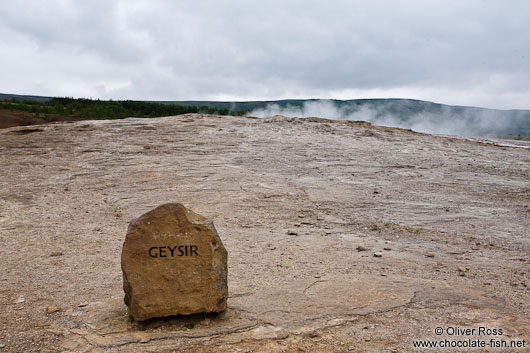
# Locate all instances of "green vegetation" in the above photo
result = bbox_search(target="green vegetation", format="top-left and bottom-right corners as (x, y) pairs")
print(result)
(0, 97), (247, 120)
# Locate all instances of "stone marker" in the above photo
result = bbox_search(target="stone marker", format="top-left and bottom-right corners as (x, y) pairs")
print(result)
(121, 203), (228, 321)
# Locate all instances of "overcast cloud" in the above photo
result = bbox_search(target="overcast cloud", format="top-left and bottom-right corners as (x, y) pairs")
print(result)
(0, 0), (529, 109)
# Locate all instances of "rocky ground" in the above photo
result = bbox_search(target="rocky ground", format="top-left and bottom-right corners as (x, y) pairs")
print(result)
(0, 114), (528, 352)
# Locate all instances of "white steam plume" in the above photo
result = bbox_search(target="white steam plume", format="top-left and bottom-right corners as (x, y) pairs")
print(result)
(249, 99), (529, 137)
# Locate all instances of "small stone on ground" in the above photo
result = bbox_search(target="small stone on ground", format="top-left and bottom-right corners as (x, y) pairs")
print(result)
(47, 306), (61, 314)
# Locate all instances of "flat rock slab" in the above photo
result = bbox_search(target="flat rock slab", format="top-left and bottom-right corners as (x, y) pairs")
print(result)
(57, 274), (501, 351)
(1, 114), (529, 352)
(122, 203), (228, 321)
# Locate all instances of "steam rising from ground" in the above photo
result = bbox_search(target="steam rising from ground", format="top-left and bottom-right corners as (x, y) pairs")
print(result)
(249, 100), (529, 137)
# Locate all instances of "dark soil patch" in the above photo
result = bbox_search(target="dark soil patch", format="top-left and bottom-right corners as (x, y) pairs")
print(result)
(0, 109), (88, 129)
(10, 128), (45, 135)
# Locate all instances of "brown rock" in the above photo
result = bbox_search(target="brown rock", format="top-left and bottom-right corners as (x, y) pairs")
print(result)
(46, 306), (61, 314)
(121, 203), (228, 321)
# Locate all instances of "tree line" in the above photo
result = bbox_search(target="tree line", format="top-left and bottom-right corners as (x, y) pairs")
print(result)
(0, 97), (247, 120)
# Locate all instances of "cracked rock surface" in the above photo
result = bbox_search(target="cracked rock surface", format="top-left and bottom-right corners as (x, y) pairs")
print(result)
(0, 114), (528, 352)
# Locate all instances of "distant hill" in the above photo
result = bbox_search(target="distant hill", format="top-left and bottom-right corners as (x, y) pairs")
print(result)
(157, 99), (314, 112)
(1, 93), (529, 137)
(0, 93), (53, 102)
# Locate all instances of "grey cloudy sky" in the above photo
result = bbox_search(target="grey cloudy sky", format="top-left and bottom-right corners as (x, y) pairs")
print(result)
(1, 0), (529, 109)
